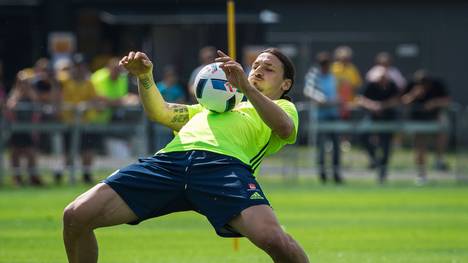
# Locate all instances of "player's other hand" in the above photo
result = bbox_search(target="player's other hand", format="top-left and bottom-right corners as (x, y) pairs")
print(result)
(215, 50), (250, 93)
(120, 51), (153, 77)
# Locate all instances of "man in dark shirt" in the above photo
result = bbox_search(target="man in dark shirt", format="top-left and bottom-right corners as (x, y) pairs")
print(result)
(402, 70), (451, 184)
(358, 66), (400, 183)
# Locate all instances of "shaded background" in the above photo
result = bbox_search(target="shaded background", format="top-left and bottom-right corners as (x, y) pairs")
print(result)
(1, 0), (467, 104)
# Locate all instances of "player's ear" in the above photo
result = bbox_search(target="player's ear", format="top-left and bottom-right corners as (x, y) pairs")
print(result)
(281, 79), (292, 92)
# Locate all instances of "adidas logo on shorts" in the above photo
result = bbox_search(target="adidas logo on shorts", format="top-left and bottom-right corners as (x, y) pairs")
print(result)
(250, 192), (264, 200)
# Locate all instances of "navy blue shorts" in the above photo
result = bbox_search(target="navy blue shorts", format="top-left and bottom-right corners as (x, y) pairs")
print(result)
(103, 150), (270, 237)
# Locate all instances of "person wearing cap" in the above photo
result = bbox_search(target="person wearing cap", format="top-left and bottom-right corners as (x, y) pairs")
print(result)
(366, 52), (407, 91)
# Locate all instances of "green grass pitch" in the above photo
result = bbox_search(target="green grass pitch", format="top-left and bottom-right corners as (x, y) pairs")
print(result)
(1, 176), (467, 262)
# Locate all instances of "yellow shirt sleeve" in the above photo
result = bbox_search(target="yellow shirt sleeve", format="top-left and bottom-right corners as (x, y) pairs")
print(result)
(187, 104), (205, 119)
(265, 99), (299, 156)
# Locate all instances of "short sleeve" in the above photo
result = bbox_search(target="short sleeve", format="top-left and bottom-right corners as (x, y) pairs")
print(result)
(265, 99), (299, 156)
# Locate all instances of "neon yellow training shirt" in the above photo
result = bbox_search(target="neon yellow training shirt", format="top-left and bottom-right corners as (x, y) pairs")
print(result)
(159, 99), (299, 175)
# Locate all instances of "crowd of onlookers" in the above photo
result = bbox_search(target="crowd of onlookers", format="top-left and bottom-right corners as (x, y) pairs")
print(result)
(0, 45), (453, 187)
(0, 54), (142, 186)
(304, 46), (451, 185)
(0, 48), (201, 187)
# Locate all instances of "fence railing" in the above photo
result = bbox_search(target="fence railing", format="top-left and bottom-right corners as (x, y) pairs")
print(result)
(0, 103), (148, 184)
(0, 102), (466, 184)
(283, 101), (465, 181)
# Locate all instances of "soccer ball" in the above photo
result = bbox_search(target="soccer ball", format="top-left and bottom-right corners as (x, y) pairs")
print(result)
(193, 62), (244, 113)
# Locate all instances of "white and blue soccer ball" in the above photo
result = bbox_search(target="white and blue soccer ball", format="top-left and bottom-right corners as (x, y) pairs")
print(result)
(193, 62), (244, 113)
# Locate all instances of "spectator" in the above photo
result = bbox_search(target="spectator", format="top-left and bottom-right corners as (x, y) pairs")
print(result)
(331, 45), (363, 120)
(153, 65), (187, 149)
(156, 65), (186, 103)
(91, 57), (139, 159)
(5, 71), (43, 186)
(91, 57), (138, 121)
(402, 70), (451, 184)
(30, 58), (61, 154)
(187, 46), (217, 103)
(366, 52), (407, 91)
(357, 66), (400, 184)
(304, 51), (342, 184)
(55, 57), (73, 82)
(57, 54), (104, 184)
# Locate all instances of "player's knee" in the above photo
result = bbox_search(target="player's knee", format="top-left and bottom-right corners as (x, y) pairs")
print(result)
(254, 227), (290, 255)
(63, 201), (93, 231)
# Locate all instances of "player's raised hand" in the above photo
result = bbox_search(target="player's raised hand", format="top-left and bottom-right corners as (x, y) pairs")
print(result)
(120, 51), (153, 77)
(215, 50), (251, 93)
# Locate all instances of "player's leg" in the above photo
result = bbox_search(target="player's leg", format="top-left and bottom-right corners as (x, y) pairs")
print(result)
(10, 146), (23, 185)
(379, 132), (393, 183)
(81, 133), (100, 183)
(414, 134), (428, 183)
(81, 148), (94, 183)
(64, 152), (191, 263)
(187, 151), (309, 262)
(435, 132), (449, 170)
(362, 132), (377, 169)
(229, 205), (309, 263)
(316, 132), (327, 183)
(63, 183), (138, 263)
(330, 132), (343, 183)
(25, 146), (42, 185)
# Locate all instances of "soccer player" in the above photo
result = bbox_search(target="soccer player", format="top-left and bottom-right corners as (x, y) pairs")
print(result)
(63, 48), (310, 263)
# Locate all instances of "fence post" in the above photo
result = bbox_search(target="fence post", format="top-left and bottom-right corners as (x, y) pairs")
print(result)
(68, 106), (83, 184)
(308, 102), (318, 176)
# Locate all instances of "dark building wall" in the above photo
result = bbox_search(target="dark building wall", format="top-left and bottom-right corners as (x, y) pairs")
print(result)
(1, 1), (467, 105)
(0, 6), (41, 90)
(265, 3), (468, 104)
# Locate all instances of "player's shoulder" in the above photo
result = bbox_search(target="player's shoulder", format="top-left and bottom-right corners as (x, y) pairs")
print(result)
(274, 98), (297, 111)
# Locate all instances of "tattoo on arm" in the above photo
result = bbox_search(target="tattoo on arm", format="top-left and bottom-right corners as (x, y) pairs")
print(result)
(139, 77), (153, 90)
(168, 104), (189, 123)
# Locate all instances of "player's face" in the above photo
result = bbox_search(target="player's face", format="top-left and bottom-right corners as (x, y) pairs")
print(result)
(248, 53), (291, 99)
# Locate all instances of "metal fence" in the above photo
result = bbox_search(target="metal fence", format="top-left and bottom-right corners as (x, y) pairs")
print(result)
(267, 101), (466, 182)
(0, 103), (148, 184)
(0, 102), (466, 184)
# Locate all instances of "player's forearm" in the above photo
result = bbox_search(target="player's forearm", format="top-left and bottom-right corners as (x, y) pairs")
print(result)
(137, 73), (168, 122)
(357, 96), (373, 109)
(381, 97), (400, 109)
(137, 73), (189, 131)
(429, 97), (451, 108)
(244, 86), (294, 139)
